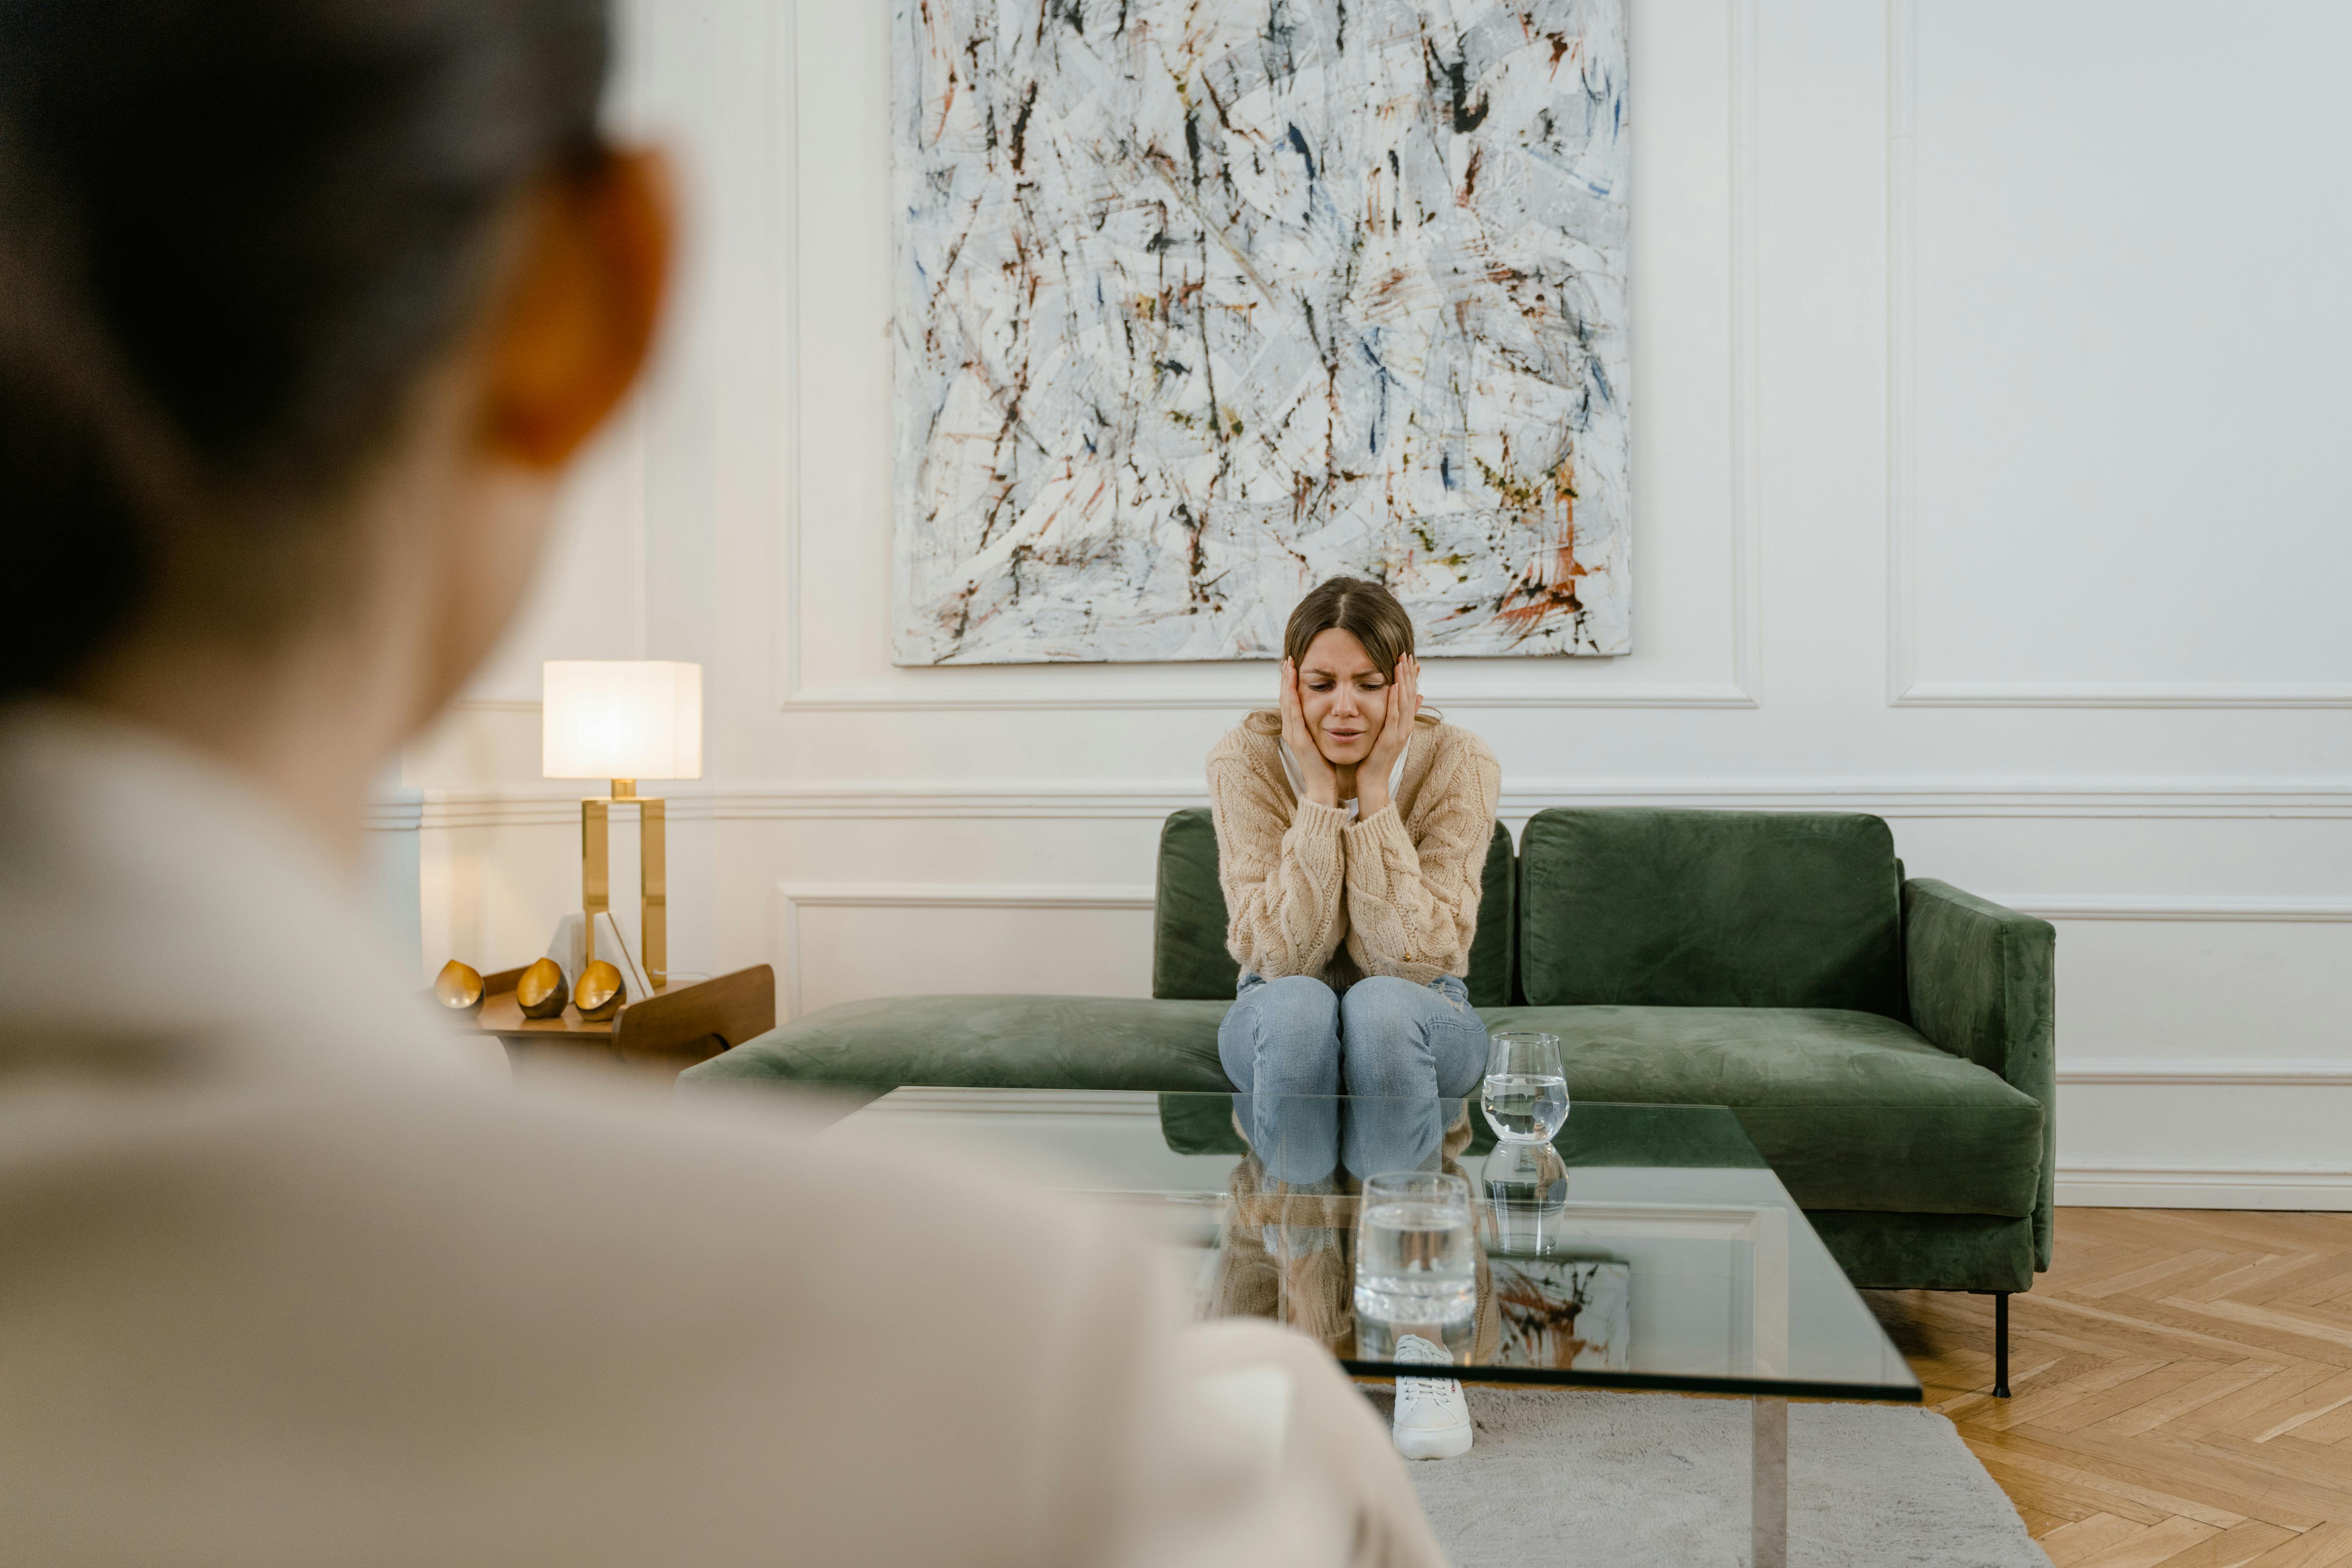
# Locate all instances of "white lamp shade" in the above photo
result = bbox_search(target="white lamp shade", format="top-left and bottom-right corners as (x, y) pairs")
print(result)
(542, 661), (703, 781)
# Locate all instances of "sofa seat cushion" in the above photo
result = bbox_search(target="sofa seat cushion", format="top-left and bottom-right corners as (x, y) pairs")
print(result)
(1478, 1004), (2044, 1218)
(677, 995), (1233, 1093)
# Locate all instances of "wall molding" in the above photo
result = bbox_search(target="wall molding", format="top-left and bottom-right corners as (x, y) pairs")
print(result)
(2013, 897), (2352, 925)
(1726, 0), (1764, 707)
(408, 787), (716, 832)
(771, 680), (1763, 713)
(365, 789), (424, 833)
(2059, 1054), (2352, 1210)
(769, 0), (1763, 715)
(721, 784), (1204, 820)
(2059, 1060), (2352, 1087)
(1881, 0), (2352, 711)
(1883, 0), (1917, 709)
(1894, 683), (2352, 710)
(771, 881), (1155, 1017)
(2055, 1166), (2352, 1212)
(389, 777), (2352, 825)
(719, 777), (2352, 821)
(775, 881), (1156, 909)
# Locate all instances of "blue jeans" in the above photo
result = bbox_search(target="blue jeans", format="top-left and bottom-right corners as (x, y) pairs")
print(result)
(1217, 972), (1487, 1185)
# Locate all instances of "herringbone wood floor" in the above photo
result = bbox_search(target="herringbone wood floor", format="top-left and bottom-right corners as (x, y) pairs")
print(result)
(1865, 1209), (2352, 1567)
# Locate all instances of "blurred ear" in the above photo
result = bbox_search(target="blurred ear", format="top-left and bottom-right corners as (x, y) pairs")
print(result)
(479, 147), (674, 468)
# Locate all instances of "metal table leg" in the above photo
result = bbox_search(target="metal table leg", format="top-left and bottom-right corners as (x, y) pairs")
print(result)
(1752, 1396), (1787, 1568)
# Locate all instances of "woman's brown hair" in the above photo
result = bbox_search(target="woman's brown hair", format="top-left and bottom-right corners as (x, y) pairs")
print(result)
(1246, 576), (1438, 735)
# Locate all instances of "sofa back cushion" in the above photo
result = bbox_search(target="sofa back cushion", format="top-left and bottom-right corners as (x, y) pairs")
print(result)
(1152, 809), (1233, 1001)
(1517, 808), (1903, 1015)
(1153, 809), (1516, 1005)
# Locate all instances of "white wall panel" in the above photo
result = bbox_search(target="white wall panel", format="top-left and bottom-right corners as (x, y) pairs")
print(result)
(389, 0), (2352, 1207)
(2039, 913), (2352, 1063)
(775, 887), (1156, 1017)
(2058, 1081), (2352, 1211)
(1898, 0), (2352, 703)
(417, 822), (591, 983)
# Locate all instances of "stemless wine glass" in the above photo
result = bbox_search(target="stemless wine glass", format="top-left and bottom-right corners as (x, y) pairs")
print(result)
(1483, 1030), (1569, 1144)
(1352, 1170), (1477, 1362)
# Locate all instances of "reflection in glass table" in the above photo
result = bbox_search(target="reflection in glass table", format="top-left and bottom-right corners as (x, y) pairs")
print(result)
(836, 1088), (1921, 1568)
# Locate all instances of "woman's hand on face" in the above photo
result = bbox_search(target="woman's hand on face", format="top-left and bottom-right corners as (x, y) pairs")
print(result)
(1356, 654), (1420, 817)
(1280, 658), (1342, 808)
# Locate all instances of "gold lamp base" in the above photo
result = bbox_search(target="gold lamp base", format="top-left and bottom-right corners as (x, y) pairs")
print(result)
(580, 778), (667, 987)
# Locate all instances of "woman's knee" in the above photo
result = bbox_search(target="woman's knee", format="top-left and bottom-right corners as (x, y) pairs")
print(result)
(1337, 975), (1426, 1043)
(1221, 975), (1340, 1086)
(1336, 979), (1424, 1089)
(1255, 975), (1340, 1037)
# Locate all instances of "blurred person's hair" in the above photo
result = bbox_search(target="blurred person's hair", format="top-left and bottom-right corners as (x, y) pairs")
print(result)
(0, 0), (609, 697)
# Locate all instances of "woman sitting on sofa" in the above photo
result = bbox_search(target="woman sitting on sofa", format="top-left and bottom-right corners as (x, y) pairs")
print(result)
(1207, 575), (1504, 1184)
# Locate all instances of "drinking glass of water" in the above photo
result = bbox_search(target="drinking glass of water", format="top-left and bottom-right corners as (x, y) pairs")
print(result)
(1483, 1031), (1569, 1144)
(1353, 1169), (1478, 1362)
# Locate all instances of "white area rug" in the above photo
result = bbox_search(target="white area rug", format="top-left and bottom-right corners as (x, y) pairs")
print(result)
(1376, 1388), (2050, 1568)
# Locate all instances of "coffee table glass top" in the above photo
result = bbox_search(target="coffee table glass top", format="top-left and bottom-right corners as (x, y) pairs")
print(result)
(837, 1089), (1921, 1403)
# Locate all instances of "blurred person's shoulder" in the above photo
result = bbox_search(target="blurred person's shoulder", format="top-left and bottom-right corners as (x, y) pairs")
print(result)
(0, 1066), (1162, 1564)
(0, 708), (1162, 1563)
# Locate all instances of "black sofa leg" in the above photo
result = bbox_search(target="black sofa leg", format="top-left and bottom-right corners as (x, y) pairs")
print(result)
(1993, 1292), (2011, 1398)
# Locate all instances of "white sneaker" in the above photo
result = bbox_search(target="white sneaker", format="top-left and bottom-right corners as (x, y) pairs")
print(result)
(1390, 1334), (1473, 1460)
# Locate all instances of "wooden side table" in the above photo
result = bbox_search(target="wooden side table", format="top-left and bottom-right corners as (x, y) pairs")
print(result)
(449, 963), (775, 1081)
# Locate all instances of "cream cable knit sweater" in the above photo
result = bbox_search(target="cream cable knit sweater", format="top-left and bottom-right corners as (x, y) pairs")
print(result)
(1206, 715), (1503, 991)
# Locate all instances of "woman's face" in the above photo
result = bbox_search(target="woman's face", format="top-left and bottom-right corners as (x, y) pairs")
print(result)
(1296, 627), (1390, 765)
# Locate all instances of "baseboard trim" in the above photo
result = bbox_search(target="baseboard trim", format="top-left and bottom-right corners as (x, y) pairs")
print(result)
(2056, 1166), (2352, 1211)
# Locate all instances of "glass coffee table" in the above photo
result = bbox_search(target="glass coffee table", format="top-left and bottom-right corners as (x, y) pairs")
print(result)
(835, 1088), (1919, 1568)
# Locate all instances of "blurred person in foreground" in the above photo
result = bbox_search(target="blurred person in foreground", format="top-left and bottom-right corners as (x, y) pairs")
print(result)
(0, 3), (1448, 1563)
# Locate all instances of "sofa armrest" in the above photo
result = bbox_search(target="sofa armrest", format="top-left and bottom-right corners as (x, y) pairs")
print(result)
(1903, 878), (2057, 1272)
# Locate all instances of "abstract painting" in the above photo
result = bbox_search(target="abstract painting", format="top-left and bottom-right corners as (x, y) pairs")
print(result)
(893, 0), (1629, 664)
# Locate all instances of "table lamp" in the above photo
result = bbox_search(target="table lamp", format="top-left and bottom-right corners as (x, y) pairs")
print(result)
(543, 660), (702, 987)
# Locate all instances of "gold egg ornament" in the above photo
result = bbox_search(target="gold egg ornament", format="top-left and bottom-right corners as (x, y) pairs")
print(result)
(573, 960), (626, 1022)
(515, 957), (569, 1020)
(433, 960), (484, 1015)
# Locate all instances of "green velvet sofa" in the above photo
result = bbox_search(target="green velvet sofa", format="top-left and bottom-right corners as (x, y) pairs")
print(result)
(683, 807), (2055, 1392)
